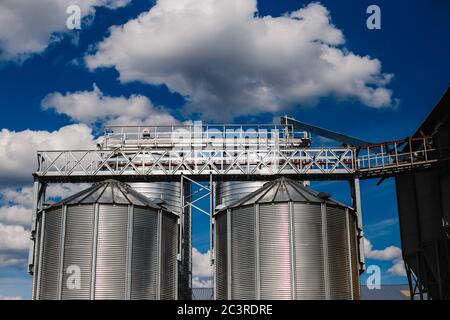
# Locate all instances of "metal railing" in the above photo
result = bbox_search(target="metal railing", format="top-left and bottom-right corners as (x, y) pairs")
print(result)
(356, 137), (440, 176)
(103, 124), (311, 149)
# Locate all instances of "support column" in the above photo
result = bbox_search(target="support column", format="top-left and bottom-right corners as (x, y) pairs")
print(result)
(29, 178), (47, 300)
(181, 174), (214, 299)
(350, 177), (365, 272)
(210, 173), (216, 300)
(29, 179), (47, 271)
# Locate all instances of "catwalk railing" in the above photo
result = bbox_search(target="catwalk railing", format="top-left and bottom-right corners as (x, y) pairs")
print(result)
(35, 137), (443, 181)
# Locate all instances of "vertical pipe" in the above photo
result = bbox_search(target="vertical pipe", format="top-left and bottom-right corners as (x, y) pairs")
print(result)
(209, 173), (217, 299)
(31, 218), (41, 299)
(209, 174), (213, 259)
(350, 177), (365, 271)
(29, 180), (46, 280)
(189, 204), (192, 294)
(35, 211), (46, 300)
(180, 175), (184, 263)
(213, 212), (217, 301)
(30, 179), (44, 298)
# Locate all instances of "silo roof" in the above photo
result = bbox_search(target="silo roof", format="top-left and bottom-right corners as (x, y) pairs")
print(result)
(220, 177), (349, 210)
(50, 179), (162, 209)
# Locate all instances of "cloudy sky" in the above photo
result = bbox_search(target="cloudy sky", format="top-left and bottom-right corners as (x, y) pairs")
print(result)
(0, 0), (449, 299)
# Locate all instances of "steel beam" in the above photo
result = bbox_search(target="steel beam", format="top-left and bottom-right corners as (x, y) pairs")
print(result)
(350, 177), (365, 272)
(29, 178), (47, 299)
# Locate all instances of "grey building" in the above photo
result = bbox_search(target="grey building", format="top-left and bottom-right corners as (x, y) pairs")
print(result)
(395, 87), (450, 299)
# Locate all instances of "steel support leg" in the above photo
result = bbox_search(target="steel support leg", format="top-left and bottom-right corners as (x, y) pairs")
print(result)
(29, 178), (46, 300)
(405, 262), (415, 300)
(181, 174), (215, 299)
(350, 177), (365, 271)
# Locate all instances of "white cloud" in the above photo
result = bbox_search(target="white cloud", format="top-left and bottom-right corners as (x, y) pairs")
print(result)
(364, 238), (402, 261)
(0, 124), (95, 185)
(1, 183), (89, 209)
(388, 259), (407, 277)
(0, 206), (31, 227)
(192, 276), (213, 289)
(0, 253), (27, 268)
(86, 0), (394, 120)
(0, 0), (130, 61)
(42, 84), (178, 126)
(364, 238), (406, 278)
(0, 187), (33, 209)
(0, 183), (90, 270)
(0, 223), (29, 252)
(192, 248), (212, 278)
(0, 296), (23, 300)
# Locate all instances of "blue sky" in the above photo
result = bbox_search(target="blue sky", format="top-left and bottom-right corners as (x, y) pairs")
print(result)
(0, 0), (449, 299)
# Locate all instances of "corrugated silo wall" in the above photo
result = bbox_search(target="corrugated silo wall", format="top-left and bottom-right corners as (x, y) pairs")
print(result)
(129, 182), (191, 300)
(215, 203), (359, 300)
(34, 204), (178, 300)
(395, 117), (450, 299)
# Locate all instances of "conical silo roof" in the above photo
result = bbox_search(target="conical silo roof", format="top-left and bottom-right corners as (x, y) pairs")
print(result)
(51, 179), (162, 209)
(221, 177), (348, 210)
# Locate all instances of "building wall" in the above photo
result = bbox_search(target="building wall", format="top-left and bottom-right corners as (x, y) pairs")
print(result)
(395, 104), (450, 299)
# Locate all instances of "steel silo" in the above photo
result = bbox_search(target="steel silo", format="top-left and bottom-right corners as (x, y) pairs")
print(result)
(214, 177), (360, 300)
(216, 181), (268, 208)
(33, 180), (179, 300)
(128, 181), (192, 299)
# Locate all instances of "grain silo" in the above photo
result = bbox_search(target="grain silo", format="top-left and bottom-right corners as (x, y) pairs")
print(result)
(216, 181), (268, 207)
(214, 177), (360, 300)
(33, 180), (179, 300)
(128, 182), (192, 299)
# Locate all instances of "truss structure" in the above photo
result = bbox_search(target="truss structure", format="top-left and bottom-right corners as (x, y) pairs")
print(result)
(35, 147), (358, 181)
(35, 136), (443, 182)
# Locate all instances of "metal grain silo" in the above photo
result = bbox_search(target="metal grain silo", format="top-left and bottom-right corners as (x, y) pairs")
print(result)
(216, 181), (268, 208)
(33, 180), (179, 300)
(214, 177), (360, 300)
(128, 182), (192, 299)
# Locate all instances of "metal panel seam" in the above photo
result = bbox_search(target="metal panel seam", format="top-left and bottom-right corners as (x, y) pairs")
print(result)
(255, 204), (260, 300)
(322, 203), (330, 300)
(57, 205), (67, 300)
(90, 203), (99, 300)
